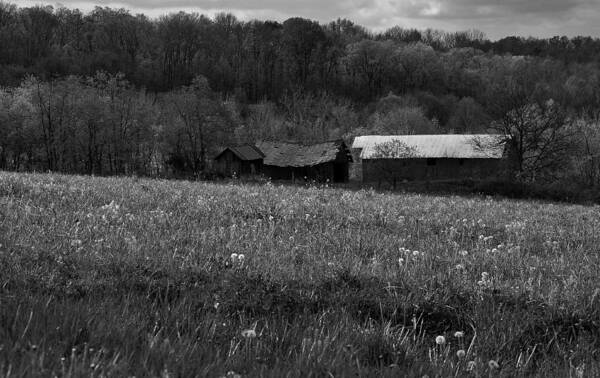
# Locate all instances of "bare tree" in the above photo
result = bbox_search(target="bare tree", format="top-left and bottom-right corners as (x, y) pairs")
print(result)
(489, 99), (574, 181)
(369, 139), (417, 189)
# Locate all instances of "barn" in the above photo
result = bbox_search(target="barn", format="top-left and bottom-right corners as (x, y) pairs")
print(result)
(256, 140), (352, 182)
(214, 144), (265, 177)
(351, 134), (510, 183)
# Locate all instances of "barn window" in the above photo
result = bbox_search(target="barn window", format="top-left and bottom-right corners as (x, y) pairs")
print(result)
(426, 158), (436, 166)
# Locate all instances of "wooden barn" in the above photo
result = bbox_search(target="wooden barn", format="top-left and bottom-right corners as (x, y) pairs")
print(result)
(214, 144), (264, 177)
(351, 135), (511, 184)
(256, 140), (352, 182)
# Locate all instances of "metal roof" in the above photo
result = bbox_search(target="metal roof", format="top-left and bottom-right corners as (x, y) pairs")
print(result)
(215, 145), (264, 161)
(256, 140), (348, 167)
(352, 134), (507, 159)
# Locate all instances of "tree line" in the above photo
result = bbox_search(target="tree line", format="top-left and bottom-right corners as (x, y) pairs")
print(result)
(0, 3), (599, 190)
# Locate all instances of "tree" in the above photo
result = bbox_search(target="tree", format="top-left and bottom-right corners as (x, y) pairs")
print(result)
(482, 59), (575, 181)
(447, 97), (491, 133)
(0, 86), (36, 170)
(569, 119), (600, 188)
(343, 39), (402, 99)
(281, 18), (326, 87)
(489, 99), (573, 181)
(163, 75), (234, 176)
(365, 93), (439, 135)
(369, 139), (417, 189)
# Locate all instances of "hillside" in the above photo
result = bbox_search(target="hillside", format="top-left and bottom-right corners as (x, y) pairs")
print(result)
(1, 172), (599, 377)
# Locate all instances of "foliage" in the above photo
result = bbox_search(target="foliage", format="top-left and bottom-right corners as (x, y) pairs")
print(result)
(0, 3), (600, 188)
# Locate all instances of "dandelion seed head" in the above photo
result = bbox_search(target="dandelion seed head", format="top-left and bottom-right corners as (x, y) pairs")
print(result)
(454, 331), (464, 338)
(435, 335), (446, 345)
(488, 360), (500, 369)
(467, 361), (476, 371)
(241, 329), (256, 339)
(456, 349), (466, 358)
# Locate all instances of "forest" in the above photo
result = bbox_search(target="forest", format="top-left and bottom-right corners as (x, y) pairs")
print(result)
(0, 2), (599, 191)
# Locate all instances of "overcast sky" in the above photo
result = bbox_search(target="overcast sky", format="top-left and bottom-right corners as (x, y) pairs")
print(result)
(13, 0), (600, 40)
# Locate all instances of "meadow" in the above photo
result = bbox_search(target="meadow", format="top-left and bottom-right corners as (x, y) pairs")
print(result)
(1, 171), (599, 377)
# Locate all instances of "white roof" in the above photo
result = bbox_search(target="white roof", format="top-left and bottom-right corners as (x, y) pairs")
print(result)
(352, 134), (507, 159)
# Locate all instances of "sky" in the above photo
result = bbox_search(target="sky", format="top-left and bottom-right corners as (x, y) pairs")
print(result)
(12, 0), (600, 40)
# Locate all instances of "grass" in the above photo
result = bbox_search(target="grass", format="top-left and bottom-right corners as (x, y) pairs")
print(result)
(1, 171), (599, 377)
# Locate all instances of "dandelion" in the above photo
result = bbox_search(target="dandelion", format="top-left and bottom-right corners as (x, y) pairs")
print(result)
(459, 250), (468, 256)
(455, 264), (465, 271)
(412, 250), (420, 256)
(398, 257), (405, 266)
(454, 331), (464, 338)
(241, 329), (256, 339)
(238, 254), (245, 263)
(230, 253), (238, 261)
(467, 361), (476, 371)
(488, 360), (500, 369)
(435, 335), (446, 345)
(456, 349), (466, 358)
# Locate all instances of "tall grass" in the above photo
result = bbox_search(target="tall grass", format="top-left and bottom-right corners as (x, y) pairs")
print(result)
(1, 171), (599, 377)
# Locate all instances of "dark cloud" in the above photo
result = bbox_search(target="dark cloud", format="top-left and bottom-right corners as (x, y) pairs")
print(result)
(14, 0), (600, 39)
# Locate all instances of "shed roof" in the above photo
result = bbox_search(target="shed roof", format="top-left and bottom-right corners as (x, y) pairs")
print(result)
(256, 140), (348, 167)
(215, 144), (264, 161)
(352, 134), (507, 160)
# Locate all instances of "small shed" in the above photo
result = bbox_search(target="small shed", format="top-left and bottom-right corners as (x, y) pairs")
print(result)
(214, 144), (264, 177)
(351, 134), (510, 183)
(256, 140), (352, 182)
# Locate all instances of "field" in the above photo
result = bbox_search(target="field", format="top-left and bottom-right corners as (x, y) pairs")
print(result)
(1, 172), (599, 377)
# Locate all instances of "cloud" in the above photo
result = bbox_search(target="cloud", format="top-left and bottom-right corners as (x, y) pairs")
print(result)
(12, 0), (600, 39)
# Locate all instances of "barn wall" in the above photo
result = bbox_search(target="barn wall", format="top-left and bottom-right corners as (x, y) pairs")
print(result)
(263, 163), (345, 182)
(214, 150), (242, 177)
(349, 148), (363, 182)
(362, 158), (505, 183)
(215, 150), (263, 177)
